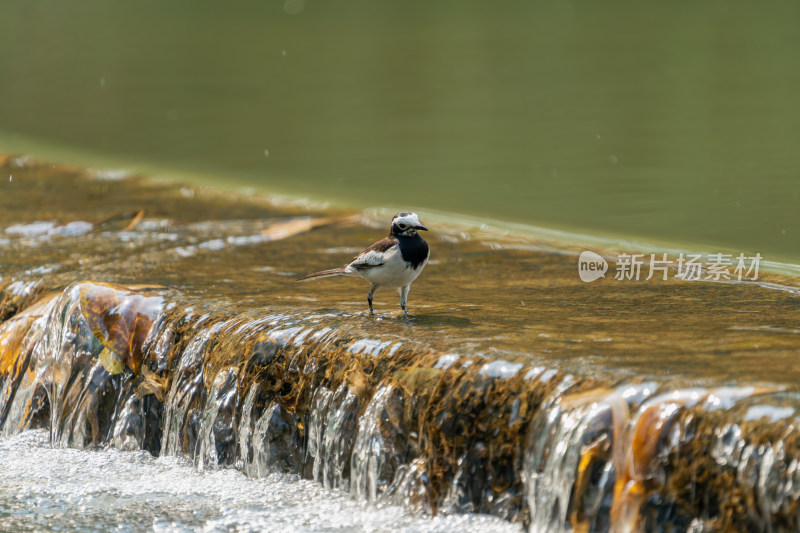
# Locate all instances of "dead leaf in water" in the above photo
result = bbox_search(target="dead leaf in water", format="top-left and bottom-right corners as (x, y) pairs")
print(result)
(260, 214), (359, 241)
(78, 282), (163, 375)
(134, 366), (167, 401)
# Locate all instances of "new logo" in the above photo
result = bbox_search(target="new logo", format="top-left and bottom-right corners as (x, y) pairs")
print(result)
(578, 251), (608, 282)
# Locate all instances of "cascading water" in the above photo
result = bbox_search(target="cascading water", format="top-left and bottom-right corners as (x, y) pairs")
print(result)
(2, 278), (799, 531)
(350, 385), (398, 502)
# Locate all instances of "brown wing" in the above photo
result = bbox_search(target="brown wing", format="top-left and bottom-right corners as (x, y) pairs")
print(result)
(348, 236), (398, 270)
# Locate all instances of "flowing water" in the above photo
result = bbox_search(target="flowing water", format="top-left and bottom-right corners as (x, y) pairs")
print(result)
(1, 1), (800, 266)
(1, 160), (800, 531)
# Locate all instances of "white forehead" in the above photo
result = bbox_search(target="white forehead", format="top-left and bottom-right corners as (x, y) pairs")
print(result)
(392, 212), (421, 226)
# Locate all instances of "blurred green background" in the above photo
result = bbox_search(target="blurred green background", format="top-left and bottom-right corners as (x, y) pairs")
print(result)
(1, 1), (798, 263)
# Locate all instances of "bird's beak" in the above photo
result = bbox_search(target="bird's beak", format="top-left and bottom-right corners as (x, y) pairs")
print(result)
(415, 224), (428, 231)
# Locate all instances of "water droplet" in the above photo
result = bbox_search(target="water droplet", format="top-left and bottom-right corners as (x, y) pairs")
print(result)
(608, 154), (618, 165)
(264, 149), (270, 158)
(100, 78), (106, 89)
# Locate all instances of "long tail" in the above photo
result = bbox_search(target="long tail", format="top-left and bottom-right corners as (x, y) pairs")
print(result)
(295, 267), (347, 282)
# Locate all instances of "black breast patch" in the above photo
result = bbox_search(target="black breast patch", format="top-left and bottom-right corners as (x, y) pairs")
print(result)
(397, 234), (429, 269)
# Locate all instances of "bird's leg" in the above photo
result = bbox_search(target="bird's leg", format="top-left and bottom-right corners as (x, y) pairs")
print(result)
(399, 285), (410, 317)
(367, 284), (376, 316)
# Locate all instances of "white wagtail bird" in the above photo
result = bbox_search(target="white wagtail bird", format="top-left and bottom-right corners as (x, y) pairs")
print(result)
(296, 212), (430, 316)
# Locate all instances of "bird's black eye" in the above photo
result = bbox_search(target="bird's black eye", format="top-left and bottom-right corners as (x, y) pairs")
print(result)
(398, 223), (407, 230)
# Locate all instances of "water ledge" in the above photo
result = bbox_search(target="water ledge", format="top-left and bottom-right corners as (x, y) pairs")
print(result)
(1, 280), (800, 532)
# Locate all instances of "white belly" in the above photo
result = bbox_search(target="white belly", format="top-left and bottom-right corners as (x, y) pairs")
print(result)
(345, 246), (428, 289)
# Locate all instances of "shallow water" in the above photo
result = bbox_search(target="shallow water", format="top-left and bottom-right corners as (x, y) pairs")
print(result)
(0, 430), (520, 533)
(2, 1), (800, 264)
(2, 160), (799, 386)
(3, 161), (800, 531)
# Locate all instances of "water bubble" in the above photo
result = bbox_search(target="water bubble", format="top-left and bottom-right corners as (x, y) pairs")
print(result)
(608, 154), (618, 165)
(264, 149), (270, 158)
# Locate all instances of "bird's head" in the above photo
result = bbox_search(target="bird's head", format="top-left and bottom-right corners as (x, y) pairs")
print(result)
(390, 211), (428, 237)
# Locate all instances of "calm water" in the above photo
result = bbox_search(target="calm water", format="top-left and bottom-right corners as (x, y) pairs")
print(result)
(1, 1), (799, 265)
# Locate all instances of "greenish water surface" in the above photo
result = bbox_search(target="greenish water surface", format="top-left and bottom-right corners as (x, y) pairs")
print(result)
(1, 1), (799, 264)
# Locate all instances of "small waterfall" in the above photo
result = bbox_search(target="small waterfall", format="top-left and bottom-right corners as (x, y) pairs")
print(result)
(0, 295), (56, 436)
(522, 382), (798, 532)
(195, 367), (239, 470)
(237, 374), (303, 478)
(2, 280), (800, 531)
(237, 382), (259, 475)
(305, 387), (334, 482)
(248, 401), (302, 476)
(110, 394), (144, 451)
(350, 385), (397, 502)
(305, 384), (360, 491)
(160, 319), (222, 458)
(523, 381), (660, 533)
